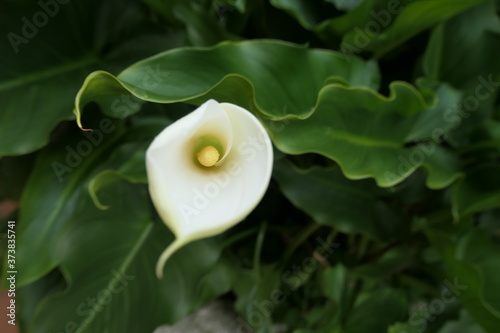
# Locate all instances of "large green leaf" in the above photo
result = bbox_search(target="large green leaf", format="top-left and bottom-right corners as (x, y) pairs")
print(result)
(73, 40), (465, 187)
(343, 288), (407, 333)
(329, 0), (365, 12)
(271, 0), (485, 58)
(452, 165), (500, 220)
(84, 116), (171, 209)
(270, 0), (387, 36)
(143, 0), (238, 46)
(16, 269), (65, 330)
(322, 263), (349, 326)
(7, 115), (170, 286)
(269, 0), (342, 29)
(423, 1), (500, 90)
(74, 39), (380, 121)
(233, 264), (282, 333)
(10, 122), (125, 286)
(425, 223), (500, 332)
(273, 160), (406, 242)
(423, 1), (500, 132)
(268, 82), (463, 187)
(26, 181), (232, 333)
(342, 0), (487, 59)
(8, 113), (233, 332)
(0, 0), (181, 157)
(456, 230), (500, 322)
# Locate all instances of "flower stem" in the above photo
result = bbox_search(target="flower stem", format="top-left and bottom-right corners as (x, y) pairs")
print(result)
(280, 222), (322, 267)
(220, 227), (260, 249)
(156, 238), (186, 279)
(253, 222), (267, 281)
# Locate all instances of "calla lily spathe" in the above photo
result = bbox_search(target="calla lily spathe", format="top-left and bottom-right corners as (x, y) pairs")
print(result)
(146, 100), (273, 278)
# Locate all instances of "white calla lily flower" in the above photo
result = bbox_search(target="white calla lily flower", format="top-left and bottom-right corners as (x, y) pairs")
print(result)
(146, 100), (273, 278)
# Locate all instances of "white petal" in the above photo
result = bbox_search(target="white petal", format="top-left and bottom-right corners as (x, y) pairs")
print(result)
(146, 100), (233, 237)
(146, 100), (273, 278)
(177, 102), (273, 239)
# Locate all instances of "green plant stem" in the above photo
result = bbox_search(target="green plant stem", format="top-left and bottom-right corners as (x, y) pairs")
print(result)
(220, 227), (260, 249)
(342, 279), (363, 327)
(356, 236), (371, 260)
(221, 224), (291, 250)
(280, 222), (322, 267)
(253, 222), (267, 282)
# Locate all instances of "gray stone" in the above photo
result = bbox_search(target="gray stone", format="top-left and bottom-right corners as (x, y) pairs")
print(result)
(153, 299), (288, 333)
(153, 300), (249, 333)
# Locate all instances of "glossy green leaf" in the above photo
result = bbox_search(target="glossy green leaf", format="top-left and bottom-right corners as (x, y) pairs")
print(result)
(16, 270), (65, 330)
(273, 160), (406, 241)
(74, 42), (464, 187)
(10, 123), (124, 286)
(344, 0), (487, 58)
(456, 230), (500, 317)
(233, 264), (282, 333)
(269, 82), (462, 187)
(9, 116), (165, 286)
(423, 1), (500, 91)
(8, 113), (232, 331)
(0, 0), (176, 157)
(272, 0), (485, 58)
(322, 264), (349, 323)
(322, 263), (348, 304)
(295, 301), (340, 332)
(6, 1), (500, 332)
(86, 114), (172, 209)
(423, 1), (500, 132)
(329, 0), (364, 12)
(271, 0), (386, 36)
(87, 141), (150, 209)
(343, 288), (407, 333)
(269, 0), (340, 29)
(74, 40), (380, 122)
(407, 78), (464, 142)
(27, 180), (232, 333)
(425, 224), (500, 332)
(143, 0), (236, 46)
(452, 165), (500, 220)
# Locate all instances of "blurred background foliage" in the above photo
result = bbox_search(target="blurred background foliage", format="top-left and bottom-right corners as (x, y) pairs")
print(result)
(1, 0), (499, 332)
